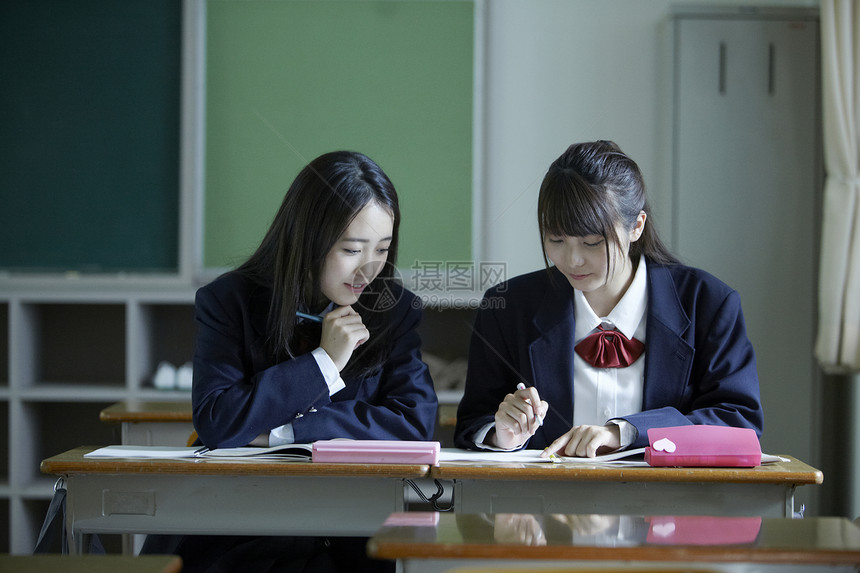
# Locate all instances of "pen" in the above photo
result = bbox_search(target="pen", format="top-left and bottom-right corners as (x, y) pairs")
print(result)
(516, 382), (544, 426)
(296, 311), (323, 323)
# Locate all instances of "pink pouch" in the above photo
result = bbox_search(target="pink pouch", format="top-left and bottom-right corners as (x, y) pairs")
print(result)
(644, 425), (761, 467)
(646, 515), (762, 545)
(311, 440), (440, 465)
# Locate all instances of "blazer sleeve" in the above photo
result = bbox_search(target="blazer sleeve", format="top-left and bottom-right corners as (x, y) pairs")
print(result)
(290, 292), (438, 443)
(192, 281), (335, 449)
(453, 290), (524, 449)
(193, 281), (437, 449)
(620, 287), (764, 448)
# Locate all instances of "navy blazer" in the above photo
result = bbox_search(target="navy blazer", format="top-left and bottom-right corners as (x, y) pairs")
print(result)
(454, 261), (763, 450)
(193, 272), (438, 449)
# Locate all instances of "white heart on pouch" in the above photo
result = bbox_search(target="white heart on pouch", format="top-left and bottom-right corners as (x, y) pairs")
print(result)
(653, 437), (676, 453)
(652, 522), (676, 537)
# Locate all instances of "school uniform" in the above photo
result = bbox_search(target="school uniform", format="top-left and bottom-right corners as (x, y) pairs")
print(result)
(454, 259), (763, 451)
(193, 271), (438, 449)
(143, 272), (436, 572)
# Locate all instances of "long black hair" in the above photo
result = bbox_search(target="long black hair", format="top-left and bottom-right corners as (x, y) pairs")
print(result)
(538, 140), (678, 277)
(236, 150), (400, 377)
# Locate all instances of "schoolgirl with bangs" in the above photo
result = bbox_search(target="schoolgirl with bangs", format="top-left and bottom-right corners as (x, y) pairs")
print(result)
(193, 151), (437, 451)
(145, 151), (437, 572)
(454, 141), (763, 457)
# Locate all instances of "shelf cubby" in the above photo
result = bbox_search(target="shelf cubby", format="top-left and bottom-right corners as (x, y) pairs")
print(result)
(0, 402), (7, 486)
(20, 303), (126, 389)
(15, 401), (116, 489)
(131, 301), (196, 390)
(0, 303), (8, 387)
(0, 499), (8, 553)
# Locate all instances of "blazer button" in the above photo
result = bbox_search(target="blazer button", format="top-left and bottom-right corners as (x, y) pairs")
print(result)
(294, 412), (304, 419)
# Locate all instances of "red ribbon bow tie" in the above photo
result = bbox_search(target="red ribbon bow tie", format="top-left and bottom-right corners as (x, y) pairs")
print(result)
(575, 325), (644, 368)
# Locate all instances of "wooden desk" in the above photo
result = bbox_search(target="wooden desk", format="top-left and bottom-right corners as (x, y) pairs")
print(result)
(430, 456), (822, 518)
(100, 401), (193, 446)
(368, 512), (860, 573)
(41, 446), (431, 554)
(0, 554), (182, 573)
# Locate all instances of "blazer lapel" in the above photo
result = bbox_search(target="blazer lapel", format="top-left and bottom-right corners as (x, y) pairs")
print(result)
(643, 264), (694, 410)
(528, 269), (576, 434)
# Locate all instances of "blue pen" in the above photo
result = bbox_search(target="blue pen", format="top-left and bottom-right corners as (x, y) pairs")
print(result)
(296, 311), (323, 323)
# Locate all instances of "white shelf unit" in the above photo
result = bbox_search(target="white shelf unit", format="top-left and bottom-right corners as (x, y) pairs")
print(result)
(0, 289), (196, 554)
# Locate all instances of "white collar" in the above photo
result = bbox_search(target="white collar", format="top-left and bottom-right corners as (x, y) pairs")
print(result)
(574, 255), (648, 341)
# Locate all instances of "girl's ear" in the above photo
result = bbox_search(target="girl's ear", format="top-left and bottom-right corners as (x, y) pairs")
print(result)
(629, 211), (647, 242)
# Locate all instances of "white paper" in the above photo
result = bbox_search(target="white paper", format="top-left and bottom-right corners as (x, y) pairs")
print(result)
(439, 447), (648, 465)
(84, 445), (200, 458)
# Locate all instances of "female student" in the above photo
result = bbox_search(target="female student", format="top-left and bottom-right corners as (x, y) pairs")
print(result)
(454, 140), (763, 458)
(151, 151), (437, 573)
(193, 150), (437, 450)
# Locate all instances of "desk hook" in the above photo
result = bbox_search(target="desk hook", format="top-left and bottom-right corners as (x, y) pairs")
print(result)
(53, 477), (66, 493)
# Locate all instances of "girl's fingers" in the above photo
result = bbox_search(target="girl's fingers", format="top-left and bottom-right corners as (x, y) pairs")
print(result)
(500, 406), (528, 435)
(319, 307), (369, 370)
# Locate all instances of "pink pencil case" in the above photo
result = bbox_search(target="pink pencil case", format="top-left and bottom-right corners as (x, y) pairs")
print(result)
(644, 425), (761, 467)
(311, 440), (440, 465)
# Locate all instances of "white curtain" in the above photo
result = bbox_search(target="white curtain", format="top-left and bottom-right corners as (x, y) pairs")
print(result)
(817, 0), (860, 370)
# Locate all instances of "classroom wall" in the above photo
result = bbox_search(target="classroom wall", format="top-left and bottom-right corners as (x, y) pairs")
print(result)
(480, 0), (817, 277)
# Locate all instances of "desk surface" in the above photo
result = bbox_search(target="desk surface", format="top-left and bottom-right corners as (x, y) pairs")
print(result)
(432, 455), (822, 486)
(41, 446), (430, 479)
(99, 401), (192, 423)
(0, 555), (182, 573)
(368, 512), (860, 565)
(42, 447), (821, 485)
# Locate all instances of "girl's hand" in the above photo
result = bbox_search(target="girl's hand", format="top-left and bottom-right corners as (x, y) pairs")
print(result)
(494, 514), (546, 546)
(320, 306), (369, 371)
(488, 386), (548, 450)
(541, 424), (621, 458)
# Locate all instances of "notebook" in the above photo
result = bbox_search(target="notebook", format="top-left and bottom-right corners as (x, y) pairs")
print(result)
(644, 425), (762, 467)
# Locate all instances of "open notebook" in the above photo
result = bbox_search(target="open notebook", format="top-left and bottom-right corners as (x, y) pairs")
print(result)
(85, 440), (441, 464)
(85, 443), (313, 461)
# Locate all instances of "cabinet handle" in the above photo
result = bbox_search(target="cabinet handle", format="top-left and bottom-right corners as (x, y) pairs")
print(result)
(719, 42), (727, 94)
(768, 43), (776, 95)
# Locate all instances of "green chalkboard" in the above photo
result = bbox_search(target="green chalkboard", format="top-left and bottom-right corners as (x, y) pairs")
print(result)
(0, 0), (181, 272)
(204, 0), (474, 270)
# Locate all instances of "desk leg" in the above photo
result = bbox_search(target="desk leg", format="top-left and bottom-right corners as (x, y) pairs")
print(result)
(63, 483), (80, 555)
(785, 484), (796, 517)
(66, 526), (83, 556)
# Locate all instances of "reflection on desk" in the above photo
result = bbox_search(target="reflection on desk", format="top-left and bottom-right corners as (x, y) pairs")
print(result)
(0, 554), (183, 573)
(431, 455), (822, 518)
(368, 512), (860, 567)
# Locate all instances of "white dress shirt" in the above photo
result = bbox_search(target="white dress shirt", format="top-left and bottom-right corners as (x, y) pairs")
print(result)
(473, 256), (649, 450)
(269, 309), (345, 446)
(573, 255), (648, 447)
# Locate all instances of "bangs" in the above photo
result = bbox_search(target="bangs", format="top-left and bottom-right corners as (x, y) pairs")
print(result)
(538, 171), (616, 239)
